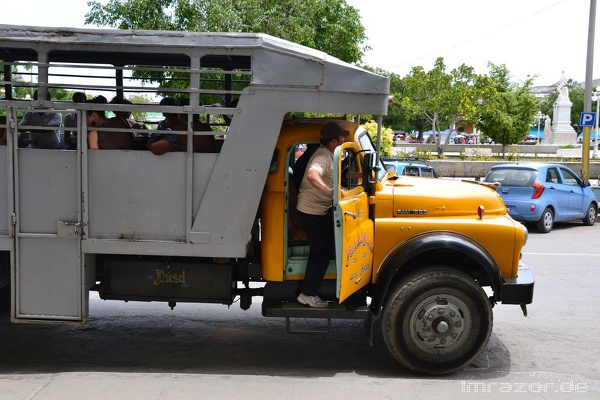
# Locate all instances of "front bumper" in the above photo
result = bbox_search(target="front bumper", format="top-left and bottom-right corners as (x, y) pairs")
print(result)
(501, 264), (534, 305)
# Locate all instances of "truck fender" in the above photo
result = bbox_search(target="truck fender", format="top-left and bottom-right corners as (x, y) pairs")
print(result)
(369, 231), (503, 315)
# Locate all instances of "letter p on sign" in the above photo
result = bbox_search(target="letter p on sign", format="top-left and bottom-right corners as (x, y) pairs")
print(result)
(580, 112), (596, 127)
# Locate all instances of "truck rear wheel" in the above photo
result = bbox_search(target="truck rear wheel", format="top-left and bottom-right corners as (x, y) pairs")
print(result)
(382, 266), (493, 375)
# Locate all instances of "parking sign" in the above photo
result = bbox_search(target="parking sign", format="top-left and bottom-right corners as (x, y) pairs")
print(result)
(580, 112), (596, 126)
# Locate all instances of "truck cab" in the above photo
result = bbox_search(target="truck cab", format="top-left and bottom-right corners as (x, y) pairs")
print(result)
(260, 118), (533, 374)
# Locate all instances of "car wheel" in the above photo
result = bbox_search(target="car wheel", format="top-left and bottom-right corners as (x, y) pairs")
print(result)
(583, 203), (597, 226)
(536, 207), (553, 233)
(381, 266), (493, 375)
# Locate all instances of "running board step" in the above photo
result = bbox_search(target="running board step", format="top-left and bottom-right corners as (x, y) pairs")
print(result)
(262, 300), (369, 320)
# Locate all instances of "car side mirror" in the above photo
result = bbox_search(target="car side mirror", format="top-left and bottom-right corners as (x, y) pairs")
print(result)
(583, 180), (591, 187)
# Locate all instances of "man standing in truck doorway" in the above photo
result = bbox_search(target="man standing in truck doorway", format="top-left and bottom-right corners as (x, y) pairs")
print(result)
(296, 122), (349, 308)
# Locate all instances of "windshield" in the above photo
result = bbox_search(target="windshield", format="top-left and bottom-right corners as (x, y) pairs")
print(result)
(357, 127), (387, 181)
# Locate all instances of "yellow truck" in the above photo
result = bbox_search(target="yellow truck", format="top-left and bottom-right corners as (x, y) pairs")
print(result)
(0, 24), (533, 374)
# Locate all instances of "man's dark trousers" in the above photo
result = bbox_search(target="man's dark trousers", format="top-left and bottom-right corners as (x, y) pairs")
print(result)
(297, 208), (334, 296)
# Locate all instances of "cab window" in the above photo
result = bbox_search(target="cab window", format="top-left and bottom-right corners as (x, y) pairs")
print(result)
(340, 148), (361, 190)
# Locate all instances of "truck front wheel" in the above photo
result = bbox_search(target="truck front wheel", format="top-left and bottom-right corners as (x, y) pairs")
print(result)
(382, 266), (493, 375)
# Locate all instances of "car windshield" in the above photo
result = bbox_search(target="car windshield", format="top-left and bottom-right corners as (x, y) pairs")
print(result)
(485, 168), (538, 187)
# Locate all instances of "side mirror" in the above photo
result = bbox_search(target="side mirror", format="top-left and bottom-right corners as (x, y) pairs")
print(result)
(583, 180), (591, 188)
(362, 151), (375, 196)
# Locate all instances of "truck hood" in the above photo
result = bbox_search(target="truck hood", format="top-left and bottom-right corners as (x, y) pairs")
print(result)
(391, 177), (506, 217)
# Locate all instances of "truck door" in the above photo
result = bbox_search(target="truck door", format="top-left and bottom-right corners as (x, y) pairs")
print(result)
(333, 143), (374, 302)
(12, 107), (85, 322)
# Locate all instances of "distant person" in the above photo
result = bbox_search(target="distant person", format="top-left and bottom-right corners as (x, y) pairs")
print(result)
(19, 90), (62, 149)
(63, 91), (87, 150)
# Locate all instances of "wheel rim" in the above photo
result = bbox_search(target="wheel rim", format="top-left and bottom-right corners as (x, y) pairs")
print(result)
(408, 294), (472, 356)
(588, 206), (597, 223)
(543, 211), (553, 229)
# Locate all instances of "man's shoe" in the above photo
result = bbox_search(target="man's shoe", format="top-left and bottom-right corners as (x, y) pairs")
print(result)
(297, 293), (329, 308)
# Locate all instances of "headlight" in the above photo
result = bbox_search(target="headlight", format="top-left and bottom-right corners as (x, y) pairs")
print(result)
(521, 222), (528, 246)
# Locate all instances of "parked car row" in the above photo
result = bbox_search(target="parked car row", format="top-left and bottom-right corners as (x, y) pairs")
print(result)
(521, 135), (540, 144)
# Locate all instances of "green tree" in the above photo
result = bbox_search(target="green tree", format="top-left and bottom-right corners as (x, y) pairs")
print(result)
(362, 120), (394, 157)
(476, 63), (538, 157)
(400, 58), (483, 157)
(85, 0), (368, 64)
(48, 88), (73, 102)
(127, 94), (152, 122)
(358, 67), (411, 132)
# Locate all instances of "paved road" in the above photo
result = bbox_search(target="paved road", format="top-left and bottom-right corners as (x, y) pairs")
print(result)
(0, 221), (599, 399)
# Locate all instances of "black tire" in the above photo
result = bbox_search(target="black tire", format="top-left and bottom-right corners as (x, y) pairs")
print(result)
(381, 266), (493, 375)
(582, 203), (597, 226)
(536, 207), (553, 233)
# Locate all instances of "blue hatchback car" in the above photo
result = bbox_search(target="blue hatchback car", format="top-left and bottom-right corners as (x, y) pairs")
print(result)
(484, 163), (598, 233)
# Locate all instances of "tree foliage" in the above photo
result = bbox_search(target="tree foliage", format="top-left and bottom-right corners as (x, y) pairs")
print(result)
(85, 0), (368, 64)
(476, 63), (538, 157)
(358, 66), (414, 133)
(362, 120), (394, 157)
(400, 58), (485, 156)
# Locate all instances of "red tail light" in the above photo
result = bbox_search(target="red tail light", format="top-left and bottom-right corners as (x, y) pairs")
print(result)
(531, 181), (545, 199)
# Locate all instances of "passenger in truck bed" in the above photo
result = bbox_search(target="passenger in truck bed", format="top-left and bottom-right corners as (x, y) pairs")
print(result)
(147, 113), (216, 154)
(109, 96), (149, 150)
(155, 96), (180, 131)
(86, 95), (134, 150)
(174, 113), (216, 153)
(63, 91), (87, 150)
(18, 90), (62, 149)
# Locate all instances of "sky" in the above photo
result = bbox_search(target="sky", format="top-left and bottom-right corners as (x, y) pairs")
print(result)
(347, 0), (598, 86)
(0, 0), (597, 87)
